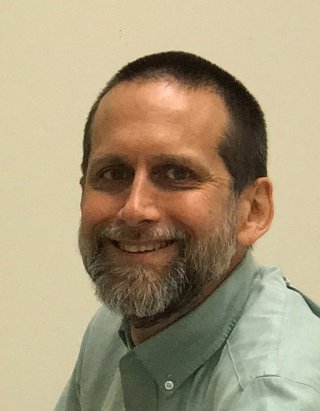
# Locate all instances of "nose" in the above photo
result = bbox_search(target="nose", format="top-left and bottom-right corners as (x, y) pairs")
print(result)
(117, 172), (161, 227)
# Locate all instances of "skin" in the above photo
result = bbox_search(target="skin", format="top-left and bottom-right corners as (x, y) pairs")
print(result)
(81, 79), (274, 344)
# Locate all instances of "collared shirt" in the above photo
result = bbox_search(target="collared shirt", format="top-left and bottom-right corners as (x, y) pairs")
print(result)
(54, 252), (320, 410)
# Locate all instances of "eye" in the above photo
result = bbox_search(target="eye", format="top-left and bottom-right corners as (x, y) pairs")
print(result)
(165, 166), (192, 180)
(151, 164), (199, 189)
(92, 165), (134, 192)
(101, 166), (134, 182)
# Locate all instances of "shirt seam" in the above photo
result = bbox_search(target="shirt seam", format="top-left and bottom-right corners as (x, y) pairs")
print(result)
(226, 264), (286, 390)
(247, 375), (320, 395)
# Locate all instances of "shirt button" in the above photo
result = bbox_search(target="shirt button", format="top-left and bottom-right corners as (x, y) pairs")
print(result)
(164, 380), (174, 391)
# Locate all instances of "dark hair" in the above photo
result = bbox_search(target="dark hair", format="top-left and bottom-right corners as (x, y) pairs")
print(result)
(82, 51), (267, 194)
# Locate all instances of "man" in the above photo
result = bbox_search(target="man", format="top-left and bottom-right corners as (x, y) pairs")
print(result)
(55, 52), (320, 410)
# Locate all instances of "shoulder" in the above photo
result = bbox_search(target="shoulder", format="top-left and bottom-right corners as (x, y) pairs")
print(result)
(76, 306), (126, 376)
(85, 305), (122, 339)
(226, 264), (320, 392)
(81, 305), (124, 349)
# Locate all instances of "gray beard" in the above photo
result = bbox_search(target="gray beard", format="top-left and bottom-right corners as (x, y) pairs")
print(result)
(78, 199), (238, 321)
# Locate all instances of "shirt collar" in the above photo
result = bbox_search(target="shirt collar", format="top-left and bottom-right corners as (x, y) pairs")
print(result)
(118, 250), (260, 390)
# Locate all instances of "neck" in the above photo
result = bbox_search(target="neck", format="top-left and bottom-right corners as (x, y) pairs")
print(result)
(130, 246), (246, 345)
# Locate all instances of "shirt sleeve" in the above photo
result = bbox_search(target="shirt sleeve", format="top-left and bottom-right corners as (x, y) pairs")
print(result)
(227, 376), (320, 411)
(53, 324), (91, 411)
(53, 364), (81, 411)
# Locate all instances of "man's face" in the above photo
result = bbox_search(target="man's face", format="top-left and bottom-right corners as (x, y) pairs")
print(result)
(79, 79), (241, 319)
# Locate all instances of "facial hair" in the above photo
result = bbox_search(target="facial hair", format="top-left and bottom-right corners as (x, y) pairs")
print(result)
(78, 197), (238, 321)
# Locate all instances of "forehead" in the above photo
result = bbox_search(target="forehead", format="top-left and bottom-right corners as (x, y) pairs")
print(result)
(94, 79), (227, 129)
(91, 80), (229, 165)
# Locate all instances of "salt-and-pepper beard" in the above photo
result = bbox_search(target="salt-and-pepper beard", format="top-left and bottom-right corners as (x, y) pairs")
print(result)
(78, 197), (238, 322)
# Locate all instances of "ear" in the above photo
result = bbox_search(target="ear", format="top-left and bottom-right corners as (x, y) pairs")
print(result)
(80, 176), (85, 209)
(236, 178), (274, 246)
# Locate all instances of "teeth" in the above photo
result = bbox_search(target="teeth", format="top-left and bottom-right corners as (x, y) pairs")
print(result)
(118, 240), (171, 253)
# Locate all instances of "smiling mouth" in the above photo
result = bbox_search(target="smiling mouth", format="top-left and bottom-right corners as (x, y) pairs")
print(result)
(111, 240), (175, 253)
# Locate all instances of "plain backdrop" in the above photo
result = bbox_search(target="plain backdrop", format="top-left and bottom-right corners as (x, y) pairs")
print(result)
(1, 1), (319, 410)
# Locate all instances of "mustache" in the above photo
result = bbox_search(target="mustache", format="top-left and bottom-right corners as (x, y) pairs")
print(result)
(98, 224), (187, 242)
(78, 221), (189, 256)
(78, 222), (190, 277)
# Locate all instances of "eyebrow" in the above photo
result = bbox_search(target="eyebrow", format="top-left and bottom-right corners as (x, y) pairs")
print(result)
(152, 154), (201, 169)
(88, 153), (208, 174)
(89, 154), (127, 172)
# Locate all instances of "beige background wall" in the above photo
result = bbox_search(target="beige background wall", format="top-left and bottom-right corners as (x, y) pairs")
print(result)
(1, 1), (319, 410)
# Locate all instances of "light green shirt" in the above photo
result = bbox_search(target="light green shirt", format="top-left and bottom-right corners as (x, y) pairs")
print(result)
(55, 252), (320, 410)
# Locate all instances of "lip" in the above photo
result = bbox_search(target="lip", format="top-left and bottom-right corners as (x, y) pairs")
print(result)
(109, 239), (176, 262)
(115, 239), (174, 253)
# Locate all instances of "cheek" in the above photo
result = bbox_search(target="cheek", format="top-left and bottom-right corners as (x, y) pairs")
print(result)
(81, 192), (119, 226)
(169, 191), (222, 236)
